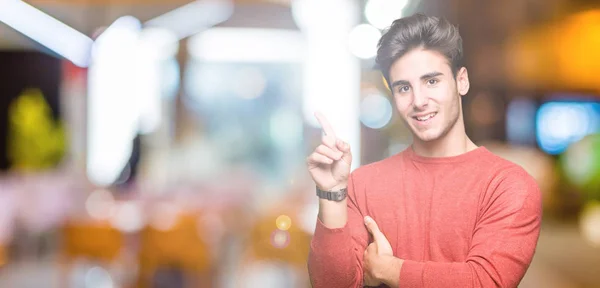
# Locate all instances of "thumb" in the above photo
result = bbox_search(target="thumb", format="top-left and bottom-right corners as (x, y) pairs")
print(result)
(336, 139), (352, 165)
(364, 216), (384, 242)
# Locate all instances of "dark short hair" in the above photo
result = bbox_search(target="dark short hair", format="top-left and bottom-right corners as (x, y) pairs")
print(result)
(376, 13), (464, 85)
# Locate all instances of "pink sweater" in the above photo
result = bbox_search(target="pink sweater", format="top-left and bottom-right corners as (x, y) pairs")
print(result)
(308, 147), (542, 288)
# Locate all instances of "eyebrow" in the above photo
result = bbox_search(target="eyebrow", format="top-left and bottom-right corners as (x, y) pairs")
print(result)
(390, 71), (445, 89)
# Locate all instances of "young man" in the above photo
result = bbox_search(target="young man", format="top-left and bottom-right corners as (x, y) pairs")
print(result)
(306, 14), (541, 288)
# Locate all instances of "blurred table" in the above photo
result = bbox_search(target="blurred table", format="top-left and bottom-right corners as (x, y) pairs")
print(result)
(521, 220), (600, 288)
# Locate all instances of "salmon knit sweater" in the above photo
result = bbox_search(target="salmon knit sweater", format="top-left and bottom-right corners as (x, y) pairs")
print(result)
(308, 146), (542, 288)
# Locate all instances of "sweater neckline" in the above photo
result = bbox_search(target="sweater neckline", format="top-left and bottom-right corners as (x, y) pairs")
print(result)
(404, 145), (489, 164)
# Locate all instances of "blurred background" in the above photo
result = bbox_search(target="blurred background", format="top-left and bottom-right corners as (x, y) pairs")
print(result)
(0, 0), (599, 287)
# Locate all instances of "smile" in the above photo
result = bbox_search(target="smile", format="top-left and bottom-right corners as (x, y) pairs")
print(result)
(413, 112), (437, 122)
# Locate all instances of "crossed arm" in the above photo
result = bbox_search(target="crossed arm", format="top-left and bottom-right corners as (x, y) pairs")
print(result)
(309, 170), (542, 288)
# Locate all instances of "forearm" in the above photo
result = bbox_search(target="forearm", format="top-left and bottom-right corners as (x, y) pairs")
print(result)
(310, 180), (367, 288)
(318, 199), (347, 229)
(308, 216), (362, 288)
(384, 259), (529, 288)
(375, 257), (475, 288)
(317, 182), (348, 228)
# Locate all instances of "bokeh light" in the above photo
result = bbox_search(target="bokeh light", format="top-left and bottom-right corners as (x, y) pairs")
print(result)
(275, 215), (292, 231)
(561, 134), (600, 199)
(536, 102), (600, 155)
(270, 229), (290, 249)
(109, 201), (144, 233)
(365, 0), (409, 30)
(291, 0), (357, 31)
(348, 24), (381, 59)
(85, 189), (116, 220)
(84, 266), (114, 288)
(149, 202), (180, 231)
(580, 201), (600, 248)
(360, 92), (393, 129)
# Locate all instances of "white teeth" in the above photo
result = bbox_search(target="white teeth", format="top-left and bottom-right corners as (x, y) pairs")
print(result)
(416, 113), (436, 121)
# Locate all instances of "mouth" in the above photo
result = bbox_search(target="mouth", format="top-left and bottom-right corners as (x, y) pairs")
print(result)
(412, 112), (437, 123)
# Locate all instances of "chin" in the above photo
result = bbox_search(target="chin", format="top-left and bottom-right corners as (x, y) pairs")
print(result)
(416, 133), (441, 143)
(413, 128), (443, 142)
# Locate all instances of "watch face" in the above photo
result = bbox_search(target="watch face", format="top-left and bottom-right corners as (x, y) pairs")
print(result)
(335, 189), (347, 201)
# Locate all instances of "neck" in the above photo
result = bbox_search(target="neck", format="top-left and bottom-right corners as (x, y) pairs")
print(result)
(411, 115), (477, 158)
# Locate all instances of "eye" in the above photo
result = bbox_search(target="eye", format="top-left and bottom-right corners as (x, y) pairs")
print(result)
(427, 79), (439, 85)
(399, 86), (410, 93)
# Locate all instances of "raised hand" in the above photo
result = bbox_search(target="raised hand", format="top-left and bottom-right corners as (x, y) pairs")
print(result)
(306, 112), (352, 191)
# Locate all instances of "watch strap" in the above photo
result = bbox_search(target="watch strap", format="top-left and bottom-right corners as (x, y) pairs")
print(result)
(316, 186), (348, 202)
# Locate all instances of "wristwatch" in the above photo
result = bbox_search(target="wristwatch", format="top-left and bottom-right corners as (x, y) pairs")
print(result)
(316, 186), (348, 202)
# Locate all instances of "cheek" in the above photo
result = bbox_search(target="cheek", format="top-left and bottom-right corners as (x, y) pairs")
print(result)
(393, 96), (411, 115)
(431, 86), (457, 106)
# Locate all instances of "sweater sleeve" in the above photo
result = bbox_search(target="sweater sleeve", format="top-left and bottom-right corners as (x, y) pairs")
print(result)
(399, 168), (542, 288)
(307, 173), (369, 288)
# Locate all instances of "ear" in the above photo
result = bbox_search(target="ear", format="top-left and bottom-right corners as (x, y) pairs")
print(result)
(456, 67), (470, 96)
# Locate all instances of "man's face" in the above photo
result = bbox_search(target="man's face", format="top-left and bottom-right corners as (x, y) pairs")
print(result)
(388, 48), (469, 143)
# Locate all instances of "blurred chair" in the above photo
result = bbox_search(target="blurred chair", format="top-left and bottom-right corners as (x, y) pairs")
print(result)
(60, 220), (125, 287)
(240, 211), (311, 288)
(62, 221), (124, 262)
(137, 212), (213, 288)
(248, 214), (310, 267)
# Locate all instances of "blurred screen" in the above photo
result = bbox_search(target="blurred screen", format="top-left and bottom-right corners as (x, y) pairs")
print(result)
(536, 96), (600, 155)
(184, 61), (304, 183)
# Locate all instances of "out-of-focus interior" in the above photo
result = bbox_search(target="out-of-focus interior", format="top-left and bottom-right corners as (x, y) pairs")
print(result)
(0, 0), (599, 287)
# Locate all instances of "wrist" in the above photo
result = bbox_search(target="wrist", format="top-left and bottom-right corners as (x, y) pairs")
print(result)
(316, 182), (347, 192)
(329, 182), (348, 191)
(378, 255), (403, 286)
(316, 185), (347, 202)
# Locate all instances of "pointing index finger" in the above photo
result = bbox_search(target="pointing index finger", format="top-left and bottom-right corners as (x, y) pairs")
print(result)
(314, 112), (336, 138)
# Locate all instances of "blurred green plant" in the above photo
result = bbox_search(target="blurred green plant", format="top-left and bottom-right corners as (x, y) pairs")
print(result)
(7, 88), (66, 171)
(560, 133), (600, 201)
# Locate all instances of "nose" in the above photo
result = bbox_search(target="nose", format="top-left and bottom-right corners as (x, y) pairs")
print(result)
(412, 89), (429, 110)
